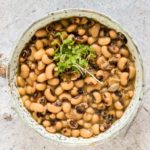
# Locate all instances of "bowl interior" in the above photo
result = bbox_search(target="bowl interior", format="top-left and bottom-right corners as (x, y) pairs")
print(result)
(7, 9), (144, 145)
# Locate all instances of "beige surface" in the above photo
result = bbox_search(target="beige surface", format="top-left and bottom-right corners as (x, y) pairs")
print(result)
(0, 0), (150, 150)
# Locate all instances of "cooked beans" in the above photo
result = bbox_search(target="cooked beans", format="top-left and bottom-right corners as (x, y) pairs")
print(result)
(17, 17), (135, 138)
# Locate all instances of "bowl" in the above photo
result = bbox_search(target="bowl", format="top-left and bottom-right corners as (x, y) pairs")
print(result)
(7, 9), (144, 145)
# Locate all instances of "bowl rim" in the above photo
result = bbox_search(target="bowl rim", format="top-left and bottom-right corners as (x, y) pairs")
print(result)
(7, 8), (144, 145)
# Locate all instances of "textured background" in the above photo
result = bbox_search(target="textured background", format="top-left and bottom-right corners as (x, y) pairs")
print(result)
(0, 0), (150, 150)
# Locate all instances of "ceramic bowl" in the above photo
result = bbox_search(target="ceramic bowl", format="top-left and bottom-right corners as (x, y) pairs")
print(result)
(7, 9), (144, 145)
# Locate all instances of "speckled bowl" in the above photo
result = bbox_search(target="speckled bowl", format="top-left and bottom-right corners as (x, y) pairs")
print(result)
(7, 9), (144, 145)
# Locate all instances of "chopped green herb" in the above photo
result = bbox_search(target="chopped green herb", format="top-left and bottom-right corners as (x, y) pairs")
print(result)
(53, 38), (96, 74)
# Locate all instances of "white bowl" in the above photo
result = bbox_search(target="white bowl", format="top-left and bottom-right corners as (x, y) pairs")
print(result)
(7, 9), (144, 145)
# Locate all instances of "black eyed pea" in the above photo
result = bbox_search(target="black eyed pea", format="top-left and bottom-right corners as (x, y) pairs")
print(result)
(37, 61), (45, 71)
(60, 19), (69, 27)
(62, 120), (68, 128)
(93, 91), (102, 103)
(96, 70), (104, 80)
(41, 39), (49, 47)
(80, 129), (93, 138)
(97, 103), (106, 110)
(120, 72), (129, 86)
(87, 37), (97, 45)
(129, 65), (136, 79)
(35, 83), (46, 91)
(70, 87), (78, 96)
(101, 46), (112, 58)
(56, 111), (65, 120)
(54, 23), (62, 31)
(62, 102), (71, 113)
(26, 85), (35, 95)
(24, 100), (31, 109)
(29, 102), (45, 112)
(32, 112), (42, 124)
(83, 122), (92, 129)
(70, 72), (80, 81)
(117, 57), (128, 71)
(86, 84), (101, 93)
(35, 29), (47, 38)
(71, 17), (80, 24)
(78, 28), (86, 36)
(71, 110), (83, 121)
(98, 37), (111, 46)
(109, 30), (117, 39)
(91, 44), (101, 56)
(46, 48), (55, 56)
(42, 120), (51, 127)
(74, 80), (84, 88)
(102, 92), (113, 106)
(91, 103), (98, 108)
(71, 129), (80, 137)
(20, 64), (30, 79)
(114, 101), (124, 110)
(68, 34), (75, 40)
(55, 86), (64, 96)
(44, 88), (57, 102)
(78, 119), (84, 126)
(18, 87), (26, 96)
(37, 73), (47, 82)
(71, 95), (83, 105)
(92, 124), (100, 135)
(49, 114), (56, 119)
(116, 110), (123, 118)
(42, 54), (52, 65)
(45, 63), (55, 79)
(108, 83), (120, 92)
(35, 40), (44, 50)
(30, 63), (36, 70)
(86, 107), (95, 114)
(27, 47), (36, 62)
(112, 93), (119, 101)
(47, 103), (62, 113)
(61, 81), (74, 90)
(83, 113), (92, 122)
(99, 124), (106, 132)
(46, 126), (56, 133)
(108, 44), (119, 54)
(48, 78), (60, 86)
(120, 47), (129, 57)
(84, 77), (97, 85)
(34, 49), (45, 60)
(29, 72), (37, 81)
(17, 76), (25, 87)
(68, 119), (78, 129)
(45, 114), (50, 120)
(61, 128), (71, 137)
(80, 17), (88, 24)
(55, 121), (63, 130)
(26, 78), (34, 86)
(91, 114), (99, 124)
(65, 113), (71, 119)
(124, 100), (130, 107)
(88, 23), (100, 37)
(128, 90), (134, 98)
(59, 93), (72, 101)
(21, 95), (29, 104)
(67, 24), (77, 33)
(96, 56), (106, 68)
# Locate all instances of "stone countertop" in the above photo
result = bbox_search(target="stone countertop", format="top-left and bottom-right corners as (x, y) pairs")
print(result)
(0, 0), (150, 150)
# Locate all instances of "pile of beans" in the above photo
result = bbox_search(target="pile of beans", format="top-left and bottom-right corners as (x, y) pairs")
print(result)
(17, 17), (136, 138)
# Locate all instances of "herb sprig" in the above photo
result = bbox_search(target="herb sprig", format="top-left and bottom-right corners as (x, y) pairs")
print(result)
(53, 38), (96, 74)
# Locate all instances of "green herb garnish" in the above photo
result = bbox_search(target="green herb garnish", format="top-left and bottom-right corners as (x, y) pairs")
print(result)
(53, 38), (96, 74)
